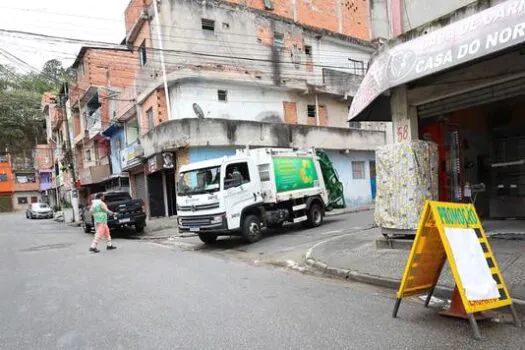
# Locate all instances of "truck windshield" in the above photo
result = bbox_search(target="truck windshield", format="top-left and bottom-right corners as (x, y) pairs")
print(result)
(178, 166), (221, 196)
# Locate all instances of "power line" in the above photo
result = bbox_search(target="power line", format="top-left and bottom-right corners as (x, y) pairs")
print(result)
(0, 4), (374, 50)
(0, 29), (362, 75)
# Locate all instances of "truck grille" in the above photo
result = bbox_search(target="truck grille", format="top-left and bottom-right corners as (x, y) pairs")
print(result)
(178, 202), (220, 212)
(179, 215), (214, 227)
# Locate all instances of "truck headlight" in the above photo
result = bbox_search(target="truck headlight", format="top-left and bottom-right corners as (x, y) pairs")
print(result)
(177, 217), (182, 225)
(210, 215), (223, 224)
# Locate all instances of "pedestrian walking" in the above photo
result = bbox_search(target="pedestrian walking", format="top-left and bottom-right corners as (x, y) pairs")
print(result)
(89, 193), (117, 253)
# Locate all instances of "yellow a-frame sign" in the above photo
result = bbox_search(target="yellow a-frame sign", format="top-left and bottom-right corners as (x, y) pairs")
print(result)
(392, 200), (521, 339)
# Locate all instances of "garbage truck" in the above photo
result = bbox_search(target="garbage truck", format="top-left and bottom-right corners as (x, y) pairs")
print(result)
(176, 148), (344, 244)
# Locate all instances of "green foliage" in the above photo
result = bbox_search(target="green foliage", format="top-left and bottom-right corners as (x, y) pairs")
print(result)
(0, 59), (71, 154)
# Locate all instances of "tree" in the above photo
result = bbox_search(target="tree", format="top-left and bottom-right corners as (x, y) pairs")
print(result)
(0, 64), (48, 154)
(41, 59), (75, 87)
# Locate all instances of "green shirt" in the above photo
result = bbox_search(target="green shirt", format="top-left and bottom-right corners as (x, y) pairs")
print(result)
(92, 200), (108, 224)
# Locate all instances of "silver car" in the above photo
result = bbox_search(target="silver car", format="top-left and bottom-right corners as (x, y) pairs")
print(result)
(26, 203), (54, 219)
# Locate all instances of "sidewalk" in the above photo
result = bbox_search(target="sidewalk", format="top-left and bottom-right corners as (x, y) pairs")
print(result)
(305, 227), (525, 304)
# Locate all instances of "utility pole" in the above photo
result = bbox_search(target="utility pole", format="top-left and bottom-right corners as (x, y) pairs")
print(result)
(59, 82), (80, 224)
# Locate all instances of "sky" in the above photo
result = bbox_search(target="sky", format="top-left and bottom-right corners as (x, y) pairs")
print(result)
(0, 0), (130, 72)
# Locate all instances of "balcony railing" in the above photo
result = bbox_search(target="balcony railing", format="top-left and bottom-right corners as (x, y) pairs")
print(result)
(80, 164), (111, 185)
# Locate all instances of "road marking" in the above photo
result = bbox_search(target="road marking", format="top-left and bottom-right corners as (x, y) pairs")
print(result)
(320, 230), (343, 235)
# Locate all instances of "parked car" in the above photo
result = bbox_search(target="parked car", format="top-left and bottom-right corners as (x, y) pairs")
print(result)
(82, 191), (147, 234)
(26, 203), (53, 219)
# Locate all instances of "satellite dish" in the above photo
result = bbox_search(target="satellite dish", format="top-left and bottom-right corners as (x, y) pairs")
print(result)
(193, 103), (205, 119)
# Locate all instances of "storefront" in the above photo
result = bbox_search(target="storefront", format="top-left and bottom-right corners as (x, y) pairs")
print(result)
(121, 141), (148, 216)
(349, 0), (525, 225)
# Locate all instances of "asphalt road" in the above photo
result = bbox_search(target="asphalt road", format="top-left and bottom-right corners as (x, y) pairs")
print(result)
(1, 212), (523, 349)
(159, 210), (378, 266)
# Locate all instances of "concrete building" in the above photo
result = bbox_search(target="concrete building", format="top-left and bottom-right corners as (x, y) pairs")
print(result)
(369, 0), (488, 39)
(10, 153), (41, 211)
(350, 0), (525, 227)
(118, 0), (389, 217)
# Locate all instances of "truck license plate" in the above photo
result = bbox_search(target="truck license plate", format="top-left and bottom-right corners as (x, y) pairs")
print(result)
(190, 227), (200, 232)
(119, 218), (131, 223)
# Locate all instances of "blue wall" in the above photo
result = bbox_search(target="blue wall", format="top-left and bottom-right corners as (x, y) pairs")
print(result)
(110, 127), (125, 174)
(324, 150), (376, 208)
(188, 147), (238, 163)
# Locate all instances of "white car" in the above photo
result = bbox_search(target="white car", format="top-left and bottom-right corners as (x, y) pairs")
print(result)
(26, 203), (54, 219)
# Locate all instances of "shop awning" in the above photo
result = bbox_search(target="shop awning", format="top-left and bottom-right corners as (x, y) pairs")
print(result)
(348, 0), (525, 121)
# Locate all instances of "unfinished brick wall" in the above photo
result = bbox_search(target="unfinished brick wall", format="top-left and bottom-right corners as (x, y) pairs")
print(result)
(34, 145), (53, 171)
(125, 0), (152, 33)
(75, 49), (138, 96)
(319, 105), (328, 126)
(175, 148), (189, 177)
(228, 0), (370, 40)
(283, 102), (298, 124)
(139, 89), (168, 135)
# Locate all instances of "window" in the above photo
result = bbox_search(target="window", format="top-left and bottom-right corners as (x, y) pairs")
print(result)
(218, 90), (228, 102)
(352, 161), (365, 180)
(31, 196), (38, 203)
(263, 0), (274, 10)
(146, 108), (154, 131)
(307, 105), (316, 118)
(17, 197), (28, 205)
(349, 58), (365, 76)
(224, 162), (250, 189)
(274, 32), (284, 49)
(139, 40), (147, 67)
(86, 150), (92, 162)
(125, 117), (139, 145)
(304, 45), (312, 56)
(0, 174), (8, 182)
(258, 164), (270, 182)
(201, 19), (215, 32)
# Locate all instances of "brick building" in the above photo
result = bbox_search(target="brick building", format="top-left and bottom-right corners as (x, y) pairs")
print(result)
(0, 153), (14, 212)
(66, 46), (137, 207)
(114, 0), (389, 218)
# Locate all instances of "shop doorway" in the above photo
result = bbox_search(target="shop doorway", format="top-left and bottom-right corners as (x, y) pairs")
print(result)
(418, 95), (525, 220)
(165, 168), (176, 216)
(148, 172), (165, 218)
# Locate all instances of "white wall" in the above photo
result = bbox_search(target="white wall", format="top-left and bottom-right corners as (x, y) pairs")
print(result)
(170, 81), (353, 127)
(13, 192), (41, 211)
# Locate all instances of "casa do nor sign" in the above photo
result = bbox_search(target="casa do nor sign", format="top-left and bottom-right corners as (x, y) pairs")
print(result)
(349, 0), (525, 120)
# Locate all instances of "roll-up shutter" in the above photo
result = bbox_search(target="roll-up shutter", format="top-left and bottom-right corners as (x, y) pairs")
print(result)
(417, 76), (525, 119)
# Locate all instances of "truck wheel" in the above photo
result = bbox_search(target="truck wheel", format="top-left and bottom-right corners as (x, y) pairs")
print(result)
(198, 233), (218, 244)
(305, 203), (324, 228)
(242, 215), (262, 243)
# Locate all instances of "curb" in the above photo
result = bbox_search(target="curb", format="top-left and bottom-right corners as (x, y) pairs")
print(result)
(326, 206), (374, 218)
(304, 255), (525, 313)
(131, 233), (197, 240)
